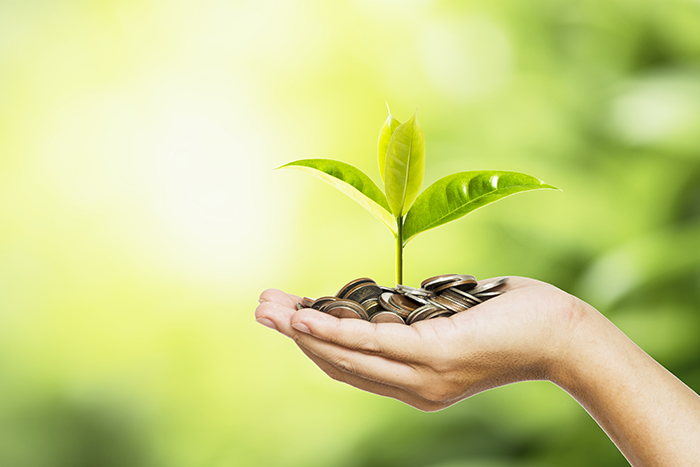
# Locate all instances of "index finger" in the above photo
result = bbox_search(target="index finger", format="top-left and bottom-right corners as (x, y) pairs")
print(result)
(290, 308), (426, 363)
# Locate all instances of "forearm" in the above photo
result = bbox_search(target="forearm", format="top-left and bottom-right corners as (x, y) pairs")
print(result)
(552, 302), (700, 467)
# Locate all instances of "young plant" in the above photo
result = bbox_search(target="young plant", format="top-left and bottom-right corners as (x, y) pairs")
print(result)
(280, 106), (558, 285)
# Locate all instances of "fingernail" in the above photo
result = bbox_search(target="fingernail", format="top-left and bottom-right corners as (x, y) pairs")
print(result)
(256, 317), (277, 331)
(292, 322), (310, 334)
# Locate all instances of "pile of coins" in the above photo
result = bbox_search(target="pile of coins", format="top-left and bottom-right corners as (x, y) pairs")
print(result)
(296, 275), (508, 325)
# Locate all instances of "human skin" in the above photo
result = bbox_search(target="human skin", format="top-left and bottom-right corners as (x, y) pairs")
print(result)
(255, 277), (700, 466)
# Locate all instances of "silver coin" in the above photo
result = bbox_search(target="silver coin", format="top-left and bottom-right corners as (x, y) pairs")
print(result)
(421, 274), (463, 291)
(378, 292), (410, 318)
(431, 295), (467, 313)
(361, 298), (383, 316)
(426, 309), (455, 320)
(346, 282), (383, 304)
(337, 278), (377, 299)
(404, 292), (430, 305)
(440, 291), (474, 309)
(313, 296), (339, 311)
(470, 277), (509, 295)
(473, 290), (506, 299)
(396, 284), (433, 298)
(449, 288), (483, 304)
(434, 277), (477, 294)
(406, 304), (440, 324)
(301, 297), (316, 308)
(437, 293), (470, 312)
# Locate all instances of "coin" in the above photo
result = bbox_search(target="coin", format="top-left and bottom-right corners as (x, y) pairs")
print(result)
(426, 309), (455, 320)
(295, 302), (303, 311)
(396, 284), (432, 297)
(436, 293), (471, 312)
(369, 311), (405, 324)
(325, 300), (369, 320)
(404, 293), (430, 305)
(361, 298), (383, 317)
(448, 288), (483, 304)
(406, 304), (441, 324)
(470, 277), (509, 295)
(421, 274), (463, 291)
(473, 290), (505, 299)
(312, 296), (338, 311)
(433, 276), (476, 294)
(378, 292), (408, 317)
(346, 282), (383, 304)
(430, 295), (466, 313)
(388, 293), (422, 313)
(337, 278), (377, 299)
(302, 275), (509, 326)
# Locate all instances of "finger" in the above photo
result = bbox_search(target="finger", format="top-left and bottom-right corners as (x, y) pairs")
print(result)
(258, 288), (301, 308)
(290, 326), (423, 391)
(296, 345), (446, 412)
(255, 299), (302, 335)
(290, 308), (425, 362)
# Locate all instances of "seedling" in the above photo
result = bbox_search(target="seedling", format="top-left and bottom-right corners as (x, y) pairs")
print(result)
(280, 105), (558, 285)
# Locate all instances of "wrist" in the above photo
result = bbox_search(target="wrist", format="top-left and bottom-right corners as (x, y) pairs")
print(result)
(545, 296), (613, 390)
(546, 298), (634, 405)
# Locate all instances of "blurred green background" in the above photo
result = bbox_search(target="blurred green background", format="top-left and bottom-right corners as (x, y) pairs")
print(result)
(1, 0), (699, 466)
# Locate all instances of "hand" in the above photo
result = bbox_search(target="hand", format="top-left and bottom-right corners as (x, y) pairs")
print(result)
(255, 277), (583, 411)
(256, 277), (700, 465)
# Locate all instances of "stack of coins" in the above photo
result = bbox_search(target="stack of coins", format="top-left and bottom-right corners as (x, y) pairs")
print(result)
(296, 275), (508, 325)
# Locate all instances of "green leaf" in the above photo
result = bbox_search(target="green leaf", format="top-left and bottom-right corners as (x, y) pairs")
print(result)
(377, 103), (401, 184)
(384, 111), (425, 217)
(279, 159), (397, 235)
(403, 171), (558, 245)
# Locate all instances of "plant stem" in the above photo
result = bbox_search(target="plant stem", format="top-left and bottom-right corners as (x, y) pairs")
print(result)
(395, 215), (403, 285)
